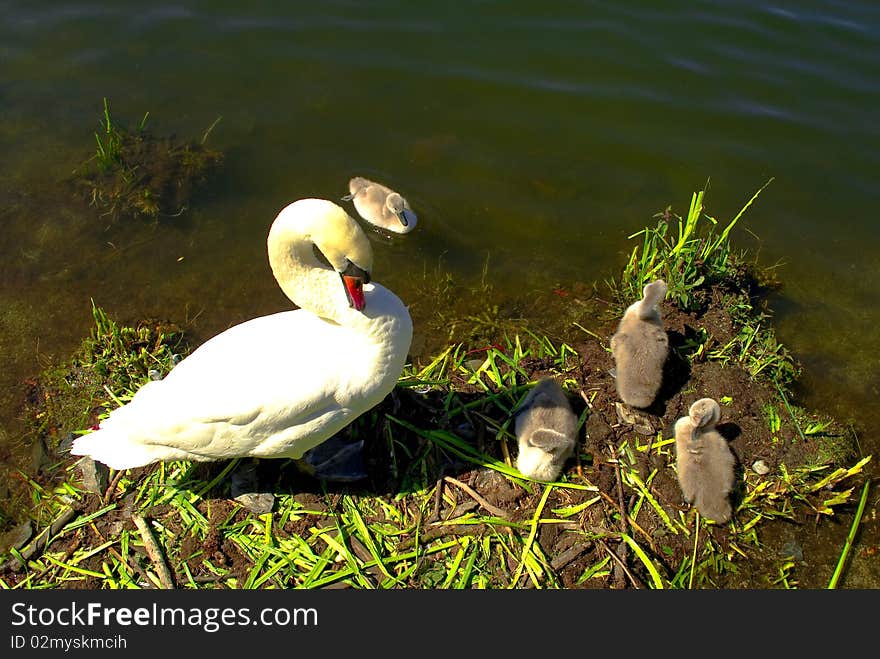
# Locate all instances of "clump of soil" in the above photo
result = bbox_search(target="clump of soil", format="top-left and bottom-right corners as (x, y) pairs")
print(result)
(71, 100), (223, 222)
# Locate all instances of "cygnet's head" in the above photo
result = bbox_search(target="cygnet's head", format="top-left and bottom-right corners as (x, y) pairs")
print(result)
(385, 192), (417, 232)
(637, 279), (667, 321)
(688, 397), (721, 429)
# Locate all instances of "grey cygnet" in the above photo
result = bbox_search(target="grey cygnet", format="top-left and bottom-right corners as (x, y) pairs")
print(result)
(610, 279), (669, 408)
(514, 378), (578, 482)
(342, 176), (417, 234)
(674, 397), (737, 523)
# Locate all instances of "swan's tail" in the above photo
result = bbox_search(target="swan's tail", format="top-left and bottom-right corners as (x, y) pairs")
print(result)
(70, 428), (161, 471)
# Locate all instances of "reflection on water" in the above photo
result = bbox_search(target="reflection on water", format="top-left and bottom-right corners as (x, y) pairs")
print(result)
(1, 1), (878, 586)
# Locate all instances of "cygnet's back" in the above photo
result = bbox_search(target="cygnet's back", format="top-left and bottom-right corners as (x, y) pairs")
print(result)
(514, 378), (578, 482)
(674, 397), (736, 523)
(610, 279), (669, 408)
(343, 176), (417, 234)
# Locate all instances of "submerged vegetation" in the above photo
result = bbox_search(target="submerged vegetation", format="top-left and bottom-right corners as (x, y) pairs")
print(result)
(72, 98), (223, 222)
(0, 184), (872, 589)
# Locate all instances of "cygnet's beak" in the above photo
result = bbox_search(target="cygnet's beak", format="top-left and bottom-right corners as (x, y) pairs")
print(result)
(397, 208), (417, 230)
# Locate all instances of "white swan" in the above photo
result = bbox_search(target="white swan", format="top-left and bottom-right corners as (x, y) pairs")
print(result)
(610, 279), (669, 408)
(342, 176), (417, 234)
(514, 378), (578, 482)
(674, 398), (736, 523)
(71, 198), (413, 471)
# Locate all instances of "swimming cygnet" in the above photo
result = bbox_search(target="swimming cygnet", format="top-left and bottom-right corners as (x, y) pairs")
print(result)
(610, 279), (669, 408)
(342, 176), (417, 234)
(674, 397), (736, 523)
(514, 378), (578, 482)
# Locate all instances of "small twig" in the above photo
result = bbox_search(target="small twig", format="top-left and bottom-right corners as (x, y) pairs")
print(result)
(4, 506), (77, 571)
(599, 540), (646, 589)
(88, 521), (151, 586)
(443, 475), (510, 519)
(430, 466), (447, 522)
(596, 490), (655, 549)
(578, 389), (595, 411)
(192, 571), (246, 584)
(398, 523), (487, 549)
(103, 469), (125, 504)
(131, 513), (175, 589)
(606, 441), (631, 589)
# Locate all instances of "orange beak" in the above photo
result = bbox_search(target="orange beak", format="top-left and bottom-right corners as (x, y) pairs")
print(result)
(342, 274), (366, 311)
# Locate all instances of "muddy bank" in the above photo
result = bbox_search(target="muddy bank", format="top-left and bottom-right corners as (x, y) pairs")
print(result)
(0, 269), (873, 588)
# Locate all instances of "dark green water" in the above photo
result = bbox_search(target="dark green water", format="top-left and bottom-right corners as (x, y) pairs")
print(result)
(1, 1), (878, 586)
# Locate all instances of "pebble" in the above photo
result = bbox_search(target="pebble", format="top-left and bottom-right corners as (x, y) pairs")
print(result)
(752, 459), (771, 475)
(234, 492), (275, 515)
(78, 456), (110, 494)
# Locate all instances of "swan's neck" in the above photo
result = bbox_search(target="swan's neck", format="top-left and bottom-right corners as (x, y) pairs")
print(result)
(267, 200), (371, 325)
(268, 233), (346, 322)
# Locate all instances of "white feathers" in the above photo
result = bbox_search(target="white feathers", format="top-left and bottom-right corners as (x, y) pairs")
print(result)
(71, 198), (413, 470)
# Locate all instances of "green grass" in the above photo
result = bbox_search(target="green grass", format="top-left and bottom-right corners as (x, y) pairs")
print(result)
(73, 98), (223, 222)
(611, 178), (774, 312)
(2, 184), (872, 590)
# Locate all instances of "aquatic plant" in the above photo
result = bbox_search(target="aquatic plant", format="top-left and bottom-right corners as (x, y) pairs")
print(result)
(73, 97), (223, 223)
(612, 178), (774, 312)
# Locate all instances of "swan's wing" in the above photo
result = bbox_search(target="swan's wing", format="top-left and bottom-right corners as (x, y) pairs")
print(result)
(98, 311), (360, 457)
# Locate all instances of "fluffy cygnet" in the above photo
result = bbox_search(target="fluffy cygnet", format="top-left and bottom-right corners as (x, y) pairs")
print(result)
(610, 279), (669, 408)
(514, 378), (578, 482)
(674, 397), (737, 523)
(342, 176), (417, 234)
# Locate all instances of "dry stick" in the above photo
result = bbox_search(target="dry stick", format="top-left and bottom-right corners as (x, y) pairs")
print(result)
(4, 506), (77, 571)
(22, 536), (81, 584)
(103, 469), (126, 504)
(430, 465), (447, 522)
(130, 513), (175, 589)
(599, 539), (646, 590)
(399, 523), (486, 549)
(596, 490), (655, 550)
(606, 441), (631, 589)
(89, 522), (151, 586)
(443, 475), (510, 519)
(431, 477), (445, 522)
(192, 571), (246, 584)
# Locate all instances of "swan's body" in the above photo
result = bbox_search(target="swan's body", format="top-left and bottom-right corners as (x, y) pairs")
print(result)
(514, 378), (578, 482)
(343, 176), (417, 234)
(71, 198), (413, 471)
(674, 398), (736, 523)
(610, 279), (669, 408)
